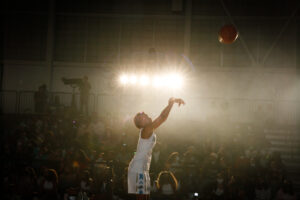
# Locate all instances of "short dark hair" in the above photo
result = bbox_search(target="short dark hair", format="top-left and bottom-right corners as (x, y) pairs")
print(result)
(134, 113), (142, 129)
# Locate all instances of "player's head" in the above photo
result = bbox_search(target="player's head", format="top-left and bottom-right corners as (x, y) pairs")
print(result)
(134, 112), (152, 129)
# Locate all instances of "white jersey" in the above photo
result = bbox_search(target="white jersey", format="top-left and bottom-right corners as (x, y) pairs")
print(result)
(128, 129), (156, 173)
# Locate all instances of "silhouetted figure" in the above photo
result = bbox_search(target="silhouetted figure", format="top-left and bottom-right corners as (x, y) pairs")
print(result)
(34, 84), (48, 113)
(128, 97), (185, 200)
(79, 76), (91, 116)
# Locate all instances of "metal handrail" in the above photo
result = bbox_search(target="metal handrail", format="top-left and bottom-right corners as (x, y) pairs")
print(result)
(0, 90), (299, 125)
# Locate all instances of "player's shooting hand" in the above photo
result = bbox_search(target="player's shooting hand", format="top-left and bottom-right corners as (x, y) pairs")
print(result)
(168, 97), (175, 105)
(174, 98), (185, 107)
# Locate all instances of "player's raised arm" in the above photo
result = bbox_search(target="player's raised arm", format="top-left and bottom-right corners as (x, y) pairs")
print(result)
(142, 97), (185, 138)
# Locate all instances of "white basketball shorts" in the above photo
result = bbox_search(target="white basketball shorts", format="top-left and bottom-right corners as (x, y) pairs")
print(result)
(128, 170), (150, 194)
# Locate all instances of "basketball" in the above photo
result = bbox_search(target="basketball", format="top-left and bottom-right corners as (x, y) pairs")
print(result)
(218, 24), (238, 44)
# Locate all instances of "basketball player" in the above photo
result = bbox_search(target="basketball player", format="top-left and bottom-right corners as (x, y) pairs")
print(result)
(128, 97), (185, 200)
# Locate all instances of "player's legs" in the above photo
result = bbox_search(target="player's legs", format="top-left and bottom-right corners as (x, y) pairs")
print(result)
(128, 172), (151, 199)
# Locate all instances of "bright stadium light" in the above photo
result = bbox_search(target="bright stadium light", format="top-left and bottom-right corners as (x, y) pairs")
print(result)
(152, 76), (164, 87)
(166, 74), (183, 89)
(129, 75), (137, 84)
(139, 75), (149, 86)
(119, 72), (184, 89)
(120, 74), (129, 85)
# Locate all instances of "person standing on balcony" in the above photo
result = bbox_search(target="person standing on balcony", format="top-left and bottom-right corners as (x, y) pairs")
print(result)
(34, 84), (48, 114)
(79, 76), (91, 116)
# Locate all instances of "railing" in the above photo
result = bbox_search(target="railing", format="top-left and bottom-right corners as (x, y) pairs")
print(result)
(0, 90), (97, 115)
(0, 90), (19, 113)
(1, 90), (299, 125)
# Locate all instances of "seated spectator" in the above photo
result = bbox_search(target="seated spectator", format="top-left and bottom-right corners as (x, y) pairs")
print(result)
(155, 171), (178, 199)
(165, 152), (182, 175)
(202, 152), (220, 182)
(212, 172), (227, 200)
(41, 168), (59, 200)
(254, 177), (271, 200)
(151, 142), (163, 174)
(275, 180), (297, 200)
(79, 170), (93, 193)
(77, 170), (93, 200)
(17, 167), (38, 200)
(59, 165), (79, 199)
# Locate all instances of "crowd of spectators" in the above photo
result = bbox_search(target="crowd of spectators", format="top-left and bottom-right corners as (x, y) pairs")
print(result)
(2, 112), (297, 200)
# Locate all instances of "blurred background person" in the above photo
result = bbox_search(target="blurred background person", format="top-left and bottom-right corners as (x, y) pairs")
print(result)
(79, 76), (91, 116)
(155, 171), (178, 200)
(34, 84), (48, 114)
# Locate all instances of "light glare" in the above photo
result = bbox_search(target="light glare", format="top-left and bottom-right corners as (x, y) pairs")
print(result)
(120, 75), (128, 85)
(129, 75), (137, 84)
(140, 75), (149, 86)
(153, 76), (163, 87)
(119, 73), (184, 89)
(168, 74), (183, 89)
